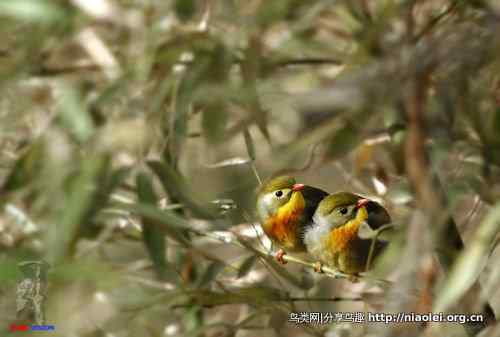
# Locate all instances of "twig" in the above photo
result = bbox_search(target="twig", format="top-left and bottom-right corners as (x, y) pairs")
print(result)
(365, 224), (394, 272)
(413, 1), (459, 42)
(461, 195), (481, 230)
(169, 295), (364, 307)
(250, 162), (262, 186)
(189, 228), (391, 286)
(280, 297), (362, 302)
(274, 58), (343, 67)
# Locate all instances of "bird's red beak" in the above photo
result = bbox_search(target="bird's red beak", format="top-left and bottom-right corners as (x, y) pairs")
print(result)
(356, 198), (369, 209)
(292, 183), (305, 192)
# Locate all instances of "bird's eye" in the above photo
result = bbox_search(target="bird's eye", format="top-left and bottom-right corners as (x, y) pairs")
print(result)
(339, 208), (348, 215)
(275, 190), (283, 198)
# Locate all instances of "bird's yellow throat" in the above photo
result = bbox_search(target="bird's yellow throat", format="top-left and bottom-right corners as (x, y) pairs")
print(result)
(328, 206), (368, 252)
(265, 191), (306, 247)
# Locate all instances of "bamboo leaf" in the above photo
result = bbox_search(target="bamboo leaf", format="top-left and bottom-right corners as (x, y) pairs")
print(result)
(243, 129), (256, 161)
(147, 160), (218, 219)
(137, 172), (169, 281)
(434, 202), (500, 312)
(237, 255), (257, 279)
(196, 261), (226, 288)
(45, 155), (109, 265)
(2, 141), (45, 192)
(175, 0), (196, 21)
(56, 84), (95, 143)
(126, 202), (191, 246)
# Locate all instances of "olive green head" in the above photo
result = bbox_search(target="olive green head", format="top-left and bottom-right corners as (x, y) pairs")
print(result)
(313, 192), (363, 228)
(256, 175), (298, 221)
(257, 175), (296, 195)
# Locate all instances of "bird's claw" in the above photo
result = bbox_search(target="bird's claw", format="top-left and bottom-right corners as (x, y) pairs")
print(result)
(275, 249), (287, 264)
(313, 261), (323, 273)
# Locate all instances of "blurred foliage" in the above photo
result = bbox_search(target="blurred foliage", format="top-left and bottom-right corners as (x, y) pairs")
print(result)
(1, 0), (500, 336)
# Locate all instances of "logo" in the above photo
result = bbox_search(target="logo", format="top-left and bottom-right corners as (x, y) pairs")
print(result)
(11, 260), (55, 332)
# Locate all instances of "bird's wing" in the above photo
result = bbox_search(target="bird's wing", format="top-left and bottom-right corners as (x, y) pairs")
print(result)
(298, 186), (328, 243)
(301, 185), (329, 221)
(365, 200), (391, 230)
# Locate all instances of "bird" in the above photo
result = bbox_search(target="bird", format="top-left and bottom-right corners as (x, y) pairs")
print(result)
(256, 175), (328, 264)
(303, 192), (391, 278)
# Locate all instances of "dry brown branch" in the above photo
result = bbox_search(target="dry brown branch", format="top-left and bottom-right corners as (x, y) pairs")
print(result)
(404, 65), (495, 334)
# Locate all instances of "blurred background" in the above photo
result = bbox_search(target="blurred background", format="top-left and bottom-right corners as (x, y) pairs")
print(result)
(1, 0), (500, 336)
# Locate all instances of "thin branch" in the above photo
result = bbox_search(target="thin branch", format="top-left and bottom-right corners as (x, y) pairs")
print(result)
(26, 56), (343, 78)
(250, 162), (262, 186)
(282, 296), (362, 302)
(273, 58), (343, 67)
(365, 224), (394, 272)
(413, 1), (459, 42)
(189, 227), (391, 286)
(171, 296), (363, 308)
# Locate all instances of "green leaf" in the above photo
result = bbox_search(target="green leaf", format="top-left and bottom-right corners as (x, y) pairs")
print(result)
(183, 305), (203, 334)
(57, 84), (95, 143)
(78, 165), (131, 239)
(2, 140), (45, 192)
(45, 155), (109, 265)
(147, 160), (218, 219)
(175, 0), (196, 21)
(127, 202), (191, 246)
(196, 261), (226, 288)
(168, 77), (190, 165)
(434, 202), (500, 312)
(151, 77), (175, 116)
(237, 255), (257, 279)
(243, 129), (256, 161)
(107, 167), (130, 192)
(137, 172), (169, 281)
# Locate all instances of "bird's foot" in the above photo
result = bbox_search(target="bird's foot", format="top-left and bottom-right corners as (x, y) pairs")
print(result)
(347, 273), (360, 283)
(275, 249), (287, 264)
(313, 261), (323, 273)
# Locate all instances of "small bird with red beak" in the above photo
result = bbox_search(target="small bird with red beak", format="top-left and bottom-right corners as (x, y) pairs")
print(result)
(304, 192), (391, 277)
(256, 176), (328, 264)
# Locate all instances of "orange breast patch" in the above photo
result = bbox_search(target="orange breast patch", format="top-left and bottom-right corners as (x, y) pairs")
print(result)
(327, 221), (361, 253)
(267, 209), (300, 242)
(326, 206), (368, 253)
